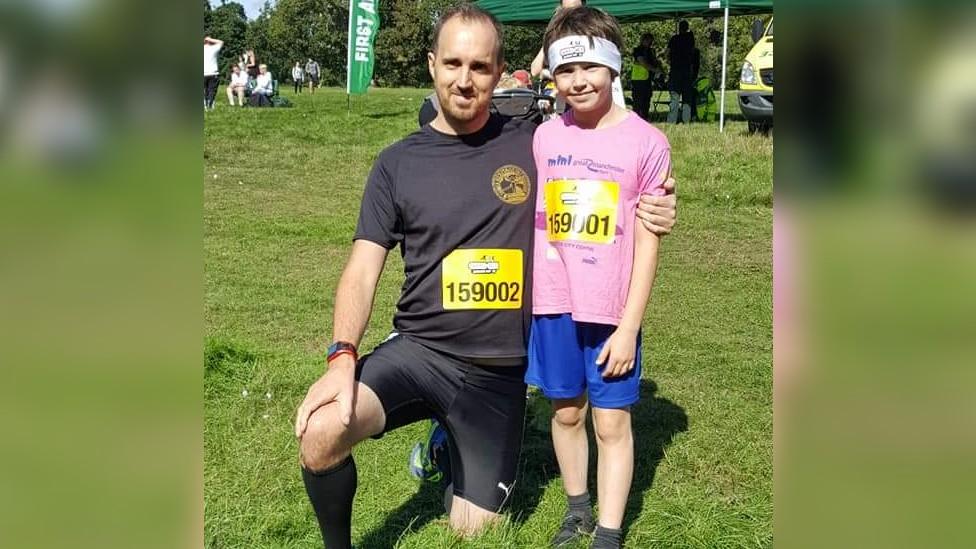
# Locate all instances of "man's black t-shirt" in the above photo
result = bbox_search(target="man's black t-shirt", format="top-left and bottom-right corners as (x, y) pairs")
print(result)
(354, 114), (537, 359)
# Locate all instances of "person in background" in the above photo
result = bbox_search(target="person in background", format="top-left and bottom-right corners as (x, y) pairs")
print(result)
(511, 69), (532, 88)
(249, 64), (274, 107)
(203, 36), (223, 111)
(305, 58), (320, 94)
(292, 61), (305, 94)
(245, 49), (258, 79)
(630, 33), (661, 121)
(226, 64), (249, 107)
(667, 20), (696, 124)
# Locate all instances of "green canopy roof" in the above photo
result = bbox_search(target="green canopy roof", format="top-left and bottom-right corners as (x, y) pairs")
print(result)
(478, 0), (773, 24)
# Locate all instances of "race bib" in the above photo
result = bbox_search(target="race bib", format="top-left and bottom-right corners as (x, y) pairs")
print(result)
(544, 179), (619, 244)
(441, 249), (523, 310)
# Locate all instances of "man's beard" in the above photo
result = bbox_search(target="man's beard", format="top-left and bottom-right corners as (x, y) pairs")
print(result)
(437, 90), (484, 124)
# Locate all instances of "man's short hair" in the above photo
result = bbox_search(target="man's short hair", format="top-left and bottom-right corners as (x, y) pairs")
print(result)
(431, 3), (504, 64)
(543, 6), (623, 55)
(679, 20), (690, 32)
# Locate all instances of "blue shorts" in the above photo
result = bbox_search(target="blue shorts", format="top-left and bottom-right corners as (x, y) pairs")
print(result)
(525, 314), (641, 409)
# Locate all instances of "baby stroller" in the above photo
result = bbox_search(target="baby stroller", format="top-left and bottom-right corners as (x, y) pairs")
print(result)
(490, 88), (555, 125)
(418, 89), (556, 127)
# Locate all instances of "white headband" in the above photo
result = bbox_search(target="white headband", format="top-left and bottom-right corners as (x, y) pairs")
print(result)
(547, 35), (622, 74)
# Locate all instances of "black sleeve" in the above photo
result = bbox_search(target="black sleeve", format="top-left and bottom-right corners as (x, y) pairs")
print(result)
(353, 154), (402, 249)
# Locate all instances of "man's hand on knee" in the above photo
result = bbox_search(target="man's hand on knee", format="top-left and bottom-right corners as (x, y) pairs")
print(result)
(636, 177), (677, 235)
(295, 355), (357, 438)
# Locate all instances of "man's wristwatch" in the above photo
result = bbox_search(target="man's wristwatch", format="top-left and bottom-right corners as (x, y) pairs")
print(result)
(327, 341), (358, 364)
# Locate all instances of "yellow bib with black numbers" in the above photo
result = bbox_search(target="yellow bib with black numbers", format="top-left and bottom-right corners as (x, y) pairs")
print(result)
(544, 179), (619, 244)
(441, 249), (523, 310)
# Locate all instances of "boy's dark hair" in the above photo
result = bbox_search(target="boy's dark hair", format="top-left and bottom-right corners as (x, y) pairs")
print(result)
(543, 6), (623, 56)
(431, 3), (505, 64)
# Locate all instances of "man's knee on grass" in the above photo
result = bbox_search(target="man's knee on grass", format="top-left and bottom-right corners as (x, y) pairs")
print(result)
(448, 496), (502, 536)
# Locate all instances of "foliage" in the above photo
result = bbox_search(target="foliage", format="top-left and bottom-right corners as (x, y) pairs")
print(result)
(617, 16), (764, 91)
(204, 2), (765, 90)
(207, 1), (249, 73)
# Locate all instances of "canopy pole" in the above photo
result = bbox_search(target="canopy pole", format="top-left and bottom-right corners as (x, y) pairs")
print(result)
(719, 5), (729, 132)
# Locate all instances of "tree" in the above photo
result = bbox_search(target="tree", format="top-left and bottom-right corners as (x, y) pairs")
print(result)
(204, 0), (212, 36)
(213, 2), (760, 90)
(209, 2), (248, 73)
(258, 0), (348, 85)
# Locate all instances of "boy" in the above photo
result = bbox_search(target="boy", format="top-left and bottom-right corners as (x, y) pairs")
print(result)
(525, 6), (671, 548)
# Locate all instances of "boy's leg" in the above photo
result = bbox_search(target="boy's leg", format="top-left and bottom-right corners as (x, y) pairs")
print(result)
(591, 407), (634, 530)
(551, 396), (589, 497)
(581, 322), (641, 539)
(527, 314), (595, 546)
(550, 395), (596, 546)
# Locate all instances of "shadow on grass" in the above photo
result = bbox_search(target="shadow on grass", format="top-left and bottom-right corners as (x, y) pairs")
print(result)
(621, 380), (689, 539)
(356, 477), (446, 549)
(509, 380), (688, 537)
(353, 380), (685, 547)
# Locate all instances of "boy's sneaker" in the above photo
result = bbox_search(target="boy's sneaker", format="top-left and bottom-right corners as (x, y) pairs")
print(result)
(408, 419), (450, 483)
(551, 511), (595, 546)
(590, 525), (623, 549)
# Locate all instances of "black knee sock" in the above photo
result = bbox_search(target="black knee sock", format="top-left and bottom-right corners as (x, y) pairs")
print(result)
(302, 456), (357, 549)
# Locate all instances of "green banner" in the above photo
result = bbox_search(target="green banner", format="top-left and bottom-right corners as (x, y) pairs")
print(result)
(346, 0), (379, 95)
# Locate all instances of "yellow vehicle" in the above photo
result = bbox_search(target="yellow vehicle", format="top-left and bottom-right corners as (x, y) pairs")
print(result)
(739, 17), (773, 132)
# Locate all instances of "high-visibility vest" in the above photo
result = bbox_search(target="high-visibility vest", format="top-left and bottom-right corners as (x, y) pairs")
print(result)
(631, 63), (649, 81)
(631, 48), (650, 81)
(695, 76), (718, 122)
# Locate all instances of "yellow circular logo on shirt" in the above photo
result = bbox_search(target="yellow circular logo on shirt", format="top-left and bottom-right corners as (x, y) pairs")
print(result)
(491, 165), (531, 205)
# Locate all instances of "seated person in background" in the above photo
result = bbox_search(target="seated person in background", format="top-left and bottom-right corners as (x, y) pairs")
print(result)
(249, 64), (274, 107)
(495, 75), (520, 90)
(226, 65), (249, 107)
(511, 69), (532, 88)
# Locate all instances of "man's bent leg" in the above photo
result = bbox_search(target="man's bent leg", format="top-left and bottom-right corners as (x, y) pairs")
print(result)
(449, 496), (502, 535)
(300, 381), (385, 549)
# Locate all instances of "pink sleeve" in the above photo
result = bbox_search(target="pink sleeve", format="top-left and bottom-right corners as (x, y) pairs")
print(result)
(638, 137), (671, 197)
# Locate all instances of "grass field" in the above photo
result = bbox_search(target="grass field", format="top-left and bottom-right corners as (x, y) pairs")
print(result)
(204, 87), (772, 548)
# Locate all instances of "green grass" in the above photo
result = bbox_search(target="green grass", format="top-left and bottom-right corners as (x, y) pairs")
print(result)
(205, 87), (772, 548)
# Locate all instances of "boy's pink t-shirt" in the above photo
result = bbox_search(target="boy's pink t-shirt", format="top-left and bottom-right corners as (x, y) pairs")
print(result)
(532, 110), (671, 325)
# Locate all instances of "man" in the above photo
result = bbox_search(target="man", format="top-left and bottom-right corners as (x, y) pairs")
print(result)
(203, 36), (223, 111)
(631, 33), (660, 121)
(294, 6), (677, 548)
(667, 20), (696, 124)
(305, 58), (320, 94)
